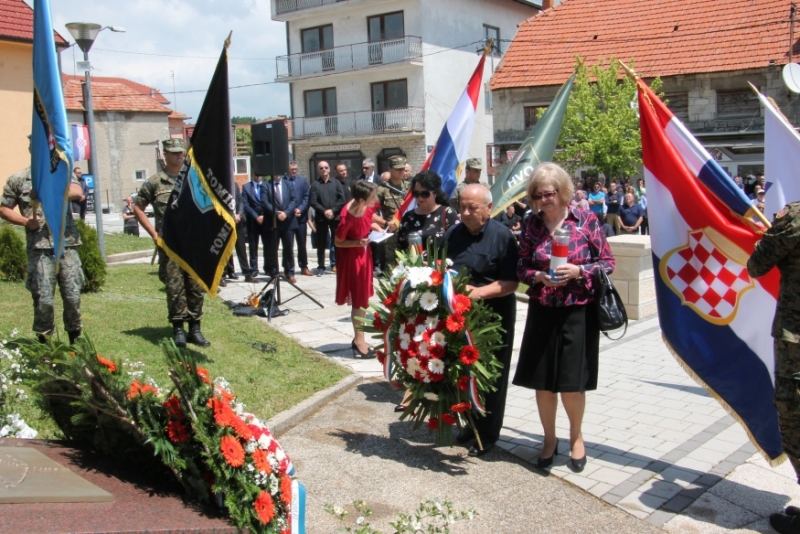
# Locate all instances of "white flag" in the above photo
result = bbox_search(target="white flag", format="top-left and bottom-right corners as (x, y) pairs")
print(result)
(758, 92), (800, 219)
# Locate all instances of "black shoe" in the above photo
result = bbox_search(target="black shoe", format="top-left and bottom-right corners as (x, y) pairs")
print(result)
(218, 279), (227, 287)
(173, 322), (187, 348)
(245, 275), (258, 283)
(468, 442), (494, 458)
(394, 404), (407, 413)
(771, 512), (800, 534)
(455, 429), (474, 445)
(569, 455), (587, 473)
(351, 340), (375, 359)
(787, 506), (800, 516)
(187, 322), (210, 347)
(37, 334), (48, 344)
(227, 273), (240, 280)
(537, 443), (559, 469)
(67, 329), (81, 344)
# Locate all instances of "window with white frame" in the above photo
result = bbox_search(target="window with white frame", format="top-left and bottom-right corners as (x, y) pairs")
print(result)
(134, 169), (148, 181)
(234, 157), (250, 176)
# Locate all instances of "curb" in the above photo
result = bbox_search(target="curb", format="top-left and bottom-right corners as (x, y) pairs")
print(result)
(106, 249), (154, 264)
(267, 373), (362, 438)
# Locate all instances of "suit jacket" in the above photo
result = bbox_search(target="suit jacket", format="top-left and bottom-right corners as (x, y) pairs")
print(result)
(336, 176), (354, 203)
(242, 180), (264, 227)
(286, 174), (310, 226)
(260, 178), (297, 231)
(358, 172), (381, 185)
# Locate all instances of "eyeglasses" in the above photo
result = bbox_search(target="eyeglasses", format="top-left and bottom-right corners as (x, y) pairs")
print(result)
(531, 190), (558, 201)
(412, 190), (432, 199)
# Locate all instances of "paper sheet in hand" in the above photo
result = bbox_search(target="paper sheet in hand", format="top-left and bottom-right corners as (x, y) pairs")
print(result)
(369, 231), (392, 243)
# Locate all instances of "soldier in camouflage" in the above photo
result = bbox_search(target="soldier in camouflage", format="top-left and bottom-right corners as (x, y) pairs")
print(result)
(449, 158), (483, 213)
(747, 201), (800, 534)
(0, 149), (86, 343)
(375, 155), (409, 269)
(133, 138), (209, 348)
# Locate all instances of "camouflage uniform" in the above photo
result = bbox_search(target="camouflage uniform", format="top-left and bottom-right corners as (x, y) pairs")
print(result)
(1, 167), (84, 336)
(135, 170), (205, 323)
(747, 201), (800, 481)
(449, 158), (483, 212)
(377, 178), (408, 267)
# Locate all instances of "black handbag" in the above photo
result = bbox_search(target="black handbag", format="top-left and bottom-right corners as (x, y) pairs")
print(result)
(593, 268), (628, 339)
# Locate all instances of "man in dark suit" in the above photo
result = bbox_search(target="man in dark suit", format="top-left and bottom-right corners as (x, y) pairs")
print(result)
(261, 174), (297, 281)
(286, 161), (313, 276)
(309, 160), (345, 275)
(224, 184), (251, 281)
(242, 174), (266, 282)
(358, 159), (380, 184)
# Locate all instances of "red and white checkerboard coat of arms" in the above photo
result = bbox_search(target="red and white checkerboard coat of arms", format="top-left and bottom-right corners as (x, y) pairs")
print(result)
(661, 228), (755, 325)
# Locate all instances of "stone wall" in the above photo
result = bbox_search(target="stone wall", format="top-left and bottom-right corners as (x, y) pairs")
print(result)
(607, 235), (657, 321)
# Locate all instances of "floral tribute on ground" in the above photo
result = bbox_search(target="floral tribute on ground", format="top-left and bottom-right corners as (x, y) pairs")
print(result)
(360, 246), (505, 448)
(24, 336), (304, 534)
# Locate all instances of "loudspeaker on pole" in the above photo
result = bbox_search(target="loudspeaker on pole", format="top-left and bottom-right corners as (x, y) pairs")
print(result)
(251, 119), (289, 177)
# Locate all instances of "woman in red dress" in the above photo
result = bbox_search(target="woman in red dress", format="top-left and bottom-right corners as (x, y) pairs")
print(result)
(335, 180), (381, 358)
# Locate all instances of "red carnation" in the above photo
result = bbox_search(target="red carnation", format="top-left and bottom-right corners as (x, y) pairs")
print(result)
(166, 419), (189, 443)
(399, 350), (409, 366)
(427, 417), (439, 430)
(404, 323), (416, 335)
(429, 372), (445, 383)
(429, 271), (443, 286)
(417, 355), (429, 370)
(372, 313), (384, 330)
(376, 350), (386, 364)
(451, 402), (472, 413)
(441, 413), (457, 425)
(457, 376), (470, 391)
(445, 314), (465, 333)
(429, 344), (445, 359)
(408, 340), (420, 353)
(163, 396), (184, 419)
(414, 313), (427, 325)
(436, 319), (447, 332)
(422, 329), (433, 343)
(459, 345), (480, 365)
(453, 294), (472, 314)
(254, 491), (276, 524)
(384, 291), (398, 306)
(220, 435), (245, 467)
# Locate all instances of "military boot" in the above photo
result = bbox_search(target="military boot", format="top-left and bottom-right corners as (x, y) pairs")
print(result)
(187, 322), (210, 347)
(173, 322), (187, 348)
(67, 329), (82, 344)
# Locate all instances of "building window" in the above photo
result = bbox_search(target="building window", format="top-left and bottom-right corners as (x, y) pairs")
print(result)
(134, 169), (147, 181)
(234, 157), (250, 176)
(664, 92), (689, 121)
(716, 89), (759, 119)
(483, 24), (501, 56)
(304, 88), (337, 117)
(371, 79), (408, 111)
(301, 24), (333, 52)
(368, 12), (404, 42)
(524, 105), (548, 130)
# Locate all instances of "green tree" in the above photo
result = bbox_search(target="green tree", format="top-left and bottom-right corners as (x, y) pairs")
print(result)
(76, 220), (107, 293)
(234, 127), (252, 156)
(231, 116), (257, 125)
(553, 57), (661, 182)
(0, 223), (26, 282)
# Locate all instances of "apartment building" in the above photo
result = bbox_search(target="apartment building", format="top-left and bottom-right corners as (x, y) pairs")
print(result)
(272, 0), (539, 180)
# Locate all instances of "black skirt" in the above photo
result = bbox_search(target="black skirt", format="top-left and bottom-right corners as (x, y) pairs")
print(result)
(512, 300), (599, 393)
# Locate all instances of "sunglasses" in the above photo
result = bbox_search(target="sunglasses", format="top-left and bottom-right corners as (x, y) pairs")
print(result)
(362, 166), (371, 170)
(412, 190), (432, 199)
(531, 190), (558, 201)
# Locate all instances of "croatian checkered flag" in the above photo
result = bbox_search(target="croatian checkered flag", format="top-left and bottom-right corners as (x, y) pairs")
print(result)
(70, 124), (90, 161)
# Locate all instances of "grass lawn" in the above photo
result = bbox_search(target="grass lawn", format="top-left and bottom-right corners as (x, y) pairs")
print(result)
(102, 232), (155, 255)
(0, 263), (351, 439)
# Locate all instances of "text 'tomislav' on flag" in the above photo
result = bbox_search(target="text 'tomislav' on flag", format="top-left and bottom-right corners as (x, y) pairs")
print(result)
(159, 34), (236, 297)
(31, 0), (73, 260)
(637, 77), (784, 464)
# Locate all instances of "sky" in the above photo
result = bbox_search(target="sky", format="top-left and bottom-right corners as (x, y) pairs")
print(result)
(41, 0), (290, 122)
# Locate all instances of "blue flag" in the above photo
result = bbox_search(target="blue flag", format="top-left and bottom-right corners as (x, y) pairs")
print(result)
(31, 0), (73, 259)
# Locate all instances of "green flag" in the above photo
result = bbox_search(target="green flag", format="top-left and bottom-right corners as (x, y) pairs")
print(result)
(490, 73), (575, 217)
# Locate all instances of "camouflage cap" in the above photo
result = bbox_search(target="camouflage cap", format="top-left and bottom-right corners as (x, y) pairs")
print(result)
(388, 155), (407, 169)
(163, 138), (186, 153)
(466, 158), (482, 170)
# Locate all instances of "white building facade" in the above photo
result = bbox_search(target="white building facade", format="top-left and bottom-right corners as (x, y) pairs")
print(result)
(272, 0), (538, 180)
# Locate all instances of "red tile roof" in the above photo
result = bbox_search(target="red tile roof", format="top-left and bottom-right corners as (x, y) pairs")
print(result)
(491, 0), (794, 90)
(0, 0), (68, 46)
(62, 74), (174, 114)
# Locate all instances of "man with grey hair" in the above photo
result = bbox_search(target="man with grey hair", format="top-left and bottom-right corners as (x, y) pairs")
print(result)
(359, 159), (380, 184)
(442, 183), (519, 458)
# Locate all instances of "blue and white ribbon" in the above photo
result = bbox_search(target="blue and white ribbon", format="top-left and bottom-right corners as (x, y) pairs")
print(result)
(291, 480), (306, 534)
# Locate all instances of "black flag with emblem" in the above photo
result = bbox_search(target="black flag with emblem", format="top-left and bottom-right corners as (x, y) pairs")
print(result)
(159, 33), (236, 297)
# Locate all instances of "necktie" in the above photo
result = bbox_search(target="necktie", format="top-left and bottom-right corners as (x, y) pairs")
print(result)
(254, 182), (260, 201)
(275, 182), (282, 208)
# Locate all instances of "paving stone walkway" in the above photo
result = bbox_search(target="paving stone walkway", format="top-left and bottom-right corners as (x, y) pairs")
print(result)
(121, 247), (800, 532)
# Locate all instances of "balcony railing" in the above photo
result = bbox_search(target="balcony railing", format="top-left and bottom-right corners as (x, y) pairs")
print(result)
(291, 107), (424, 140)
(275, 0), (343, 15)
(277, 36), (422, 80)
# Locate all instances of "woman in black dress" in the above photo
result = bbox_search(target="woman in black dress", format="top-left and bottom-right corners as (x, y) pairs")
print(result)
(514, 163), (615, 473)
(397, 170), (459, 254)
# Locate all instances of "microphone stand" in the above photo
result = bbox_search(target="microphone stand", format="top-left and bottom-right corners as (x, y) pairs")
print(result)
(259, 176), (324, 322)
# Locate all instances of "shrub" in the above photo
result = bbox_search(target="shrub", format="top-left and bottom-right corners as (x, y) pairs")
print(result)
(0, 223), (27, 282)
(76, 220), (107, 292)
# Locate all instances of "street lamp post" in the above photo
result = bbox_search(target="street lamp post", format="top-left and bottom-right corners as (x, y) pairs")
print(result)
(65, 23), (125, 259)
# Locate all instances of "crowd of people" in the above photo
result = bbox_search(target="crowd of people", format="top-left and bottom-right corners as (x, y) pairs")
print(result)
(567, 175), (649, 237)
